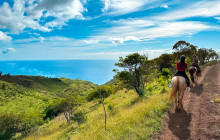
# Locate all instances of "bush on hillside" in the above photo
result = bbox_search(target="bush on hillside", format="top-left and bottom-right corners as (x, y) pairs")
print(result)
(0, 114), (23, 140)
(70, 111), (87, 125)
(87, 85), (113, 101)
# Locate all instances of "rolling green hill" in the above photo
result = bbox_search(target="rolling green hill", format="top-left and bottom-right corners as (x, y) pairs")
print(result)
(0, 75), (97, 140)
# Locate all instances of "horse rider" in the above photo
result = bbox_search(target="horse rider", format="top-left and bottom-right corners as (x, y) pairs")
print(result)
(192, 54), (201, 76)
(169, 55), (191, 91)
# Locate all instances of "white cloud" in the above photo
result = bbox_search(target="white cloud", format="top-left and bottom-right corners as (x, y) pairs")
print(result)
(0, 0), (87, 33)
(139, 48), (172, 59)
(134, 21), (214, 40)
(83, 48), (172, 59)
(124, 36), (140, 41)
(0, 0), (51, 33)
(214, 17), (220, 22)
(14, 36), (46, 43)
(102, 0), (110, 12)
(0, 31), (12, 41)
(109, 36), (140, 44)
(1, 48), (16, 54)
(89, 18), (215, 44)
(156, 0), (220, 20)
(34, 0), (87, 28)
(84, 40), (99, 44)
(160, 4), (168, 8)
(101, 0), (155, 15)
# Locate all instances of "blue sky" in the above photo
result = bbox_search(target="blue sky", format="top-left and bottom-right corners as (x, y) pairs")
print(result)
(0, 0), (220, 60)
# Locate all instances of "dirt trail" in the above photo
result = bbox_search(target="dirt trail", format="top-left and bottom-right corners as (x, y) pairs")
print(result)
(157, 62), (220, 140)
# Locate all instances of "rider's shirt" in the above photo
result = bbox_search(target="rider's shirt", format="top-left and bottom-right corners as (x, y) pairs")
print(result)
(177, 62), (187, 71)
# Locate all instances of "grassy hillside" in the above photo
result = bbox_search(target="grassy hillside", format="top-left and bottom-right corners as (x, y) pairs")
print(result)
(0, 75), (97, 139)
(23, 76), (172, 140)
(60, 78), (97, 96)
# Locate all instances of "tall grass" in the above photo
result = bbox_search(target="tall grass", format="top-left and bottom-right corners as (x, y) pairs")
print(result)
(24, 79), (171, 140)
(70, 83), (171, 139)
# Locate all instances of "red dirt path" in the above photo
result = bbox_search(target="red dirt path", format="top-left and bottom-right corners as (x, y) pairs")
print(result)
(157, 62), (220, 140)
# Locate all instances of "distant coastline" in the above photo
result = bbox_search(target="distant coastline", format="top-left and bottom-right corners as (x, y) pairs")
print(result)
(0, 60), (117, 85)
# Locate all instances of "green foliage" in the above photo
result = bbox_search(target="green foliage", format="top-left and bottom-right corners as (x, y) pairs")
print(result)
(146, 85), (153, 92)
(111, 80), (124, 94)
(206, 61), (213, 66)
(0, 75), (95, 138)
(186, 56), (192, 67)
(87, 85), (113, 101)
(0, 114), (23, 140)
(198, 48), (209, 65)
(60, 78), (98, 96)
(207, 48), (218, 61)
(197, 48), (219, 65)
(115, 53), (148, 96)
(172, 40), (197, 58)
(0, 75), (68, 95)
(70, 111), (87, 125)
(161, 68), (170, 77)
(98, 99), (102, 104)
(157, 54), (173, 71)
(52, 93), (85, 122)
(108, 104), (114, 111)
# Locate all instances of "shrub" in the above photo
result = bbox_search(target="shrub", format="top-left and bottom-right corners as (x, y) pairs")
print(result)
(71, 111), (87, 125)
(161, 68), (170, 77)
(98, 99), (102, 104)
(147, 85), (153, 92)
(108, 104), (114, 111)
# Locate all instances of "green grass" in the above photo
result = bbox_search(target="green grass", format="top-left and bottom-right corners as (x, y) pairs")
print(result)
(23, 79), (172, 140)
(60, 78), (98, 96)
(70, 92), (170, 140)
(206, 61), (214, 66)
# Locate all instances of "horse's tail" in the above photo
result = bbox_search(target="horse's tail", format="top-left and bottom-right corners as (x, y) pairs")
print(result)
(189, 67), (194, 82)
(169, 77), (179, 100)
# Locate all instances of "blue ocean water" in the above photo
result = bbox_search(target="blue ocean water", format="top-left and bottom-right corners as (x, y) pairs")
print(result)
(0, 60), (118, 85)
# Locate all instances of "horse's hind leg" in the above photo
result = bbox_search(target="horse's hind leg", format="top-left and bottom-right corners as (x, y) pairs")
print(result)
(179, 91), (184, 108)
(175, 92), (181, 111)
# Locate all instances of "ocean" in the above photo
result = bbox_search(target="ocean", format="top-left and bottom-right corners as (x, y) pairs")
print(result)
(0, 60), (118, 85)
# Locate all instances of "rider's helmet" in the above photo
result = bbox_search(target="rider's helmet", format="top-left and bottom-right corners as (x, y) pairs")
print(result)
(180, 55), (185, 62)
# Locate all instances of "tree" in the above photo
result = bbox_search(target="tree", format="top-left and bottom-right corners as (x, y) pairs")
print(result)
(115, 53), (148, 96)
(197, 48), (209, 65)
(172, 40), (197, 58)
(214, 52), (220, 61)
(88, 85), (113, 130)
(207, 48), (218, 61)
(0, 114), (23, 140)
(53, 92), (84, 122)
(156, 54), (172, 71)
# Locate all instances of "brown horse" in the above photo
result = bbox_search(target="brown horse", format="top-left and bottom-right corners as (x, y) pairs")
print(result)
(169, 76), (187, 111)
(189, 66), (198, 84)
